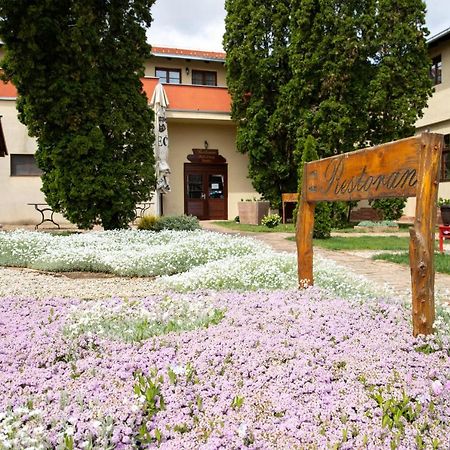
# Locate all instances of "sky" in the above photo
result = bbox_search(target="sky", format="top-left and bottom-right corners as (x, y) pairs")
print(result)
(147, 0), (450, 52)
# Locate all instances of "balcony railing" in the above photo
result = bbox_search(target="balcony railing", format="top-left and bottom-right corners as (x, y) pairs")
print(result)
(142, 77), (231, 113)
(0, 77), (232, 114)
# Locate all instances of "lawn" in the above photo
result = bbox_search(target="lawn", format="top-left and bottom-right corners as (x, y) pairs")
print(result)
(213, 220), (410, 235)
(286, 235), (411, 251)
(0, 229), (449, 449)
(213, 220), (296, 233)
(313, 235), (411, 251)
(373, 251), (450, 275)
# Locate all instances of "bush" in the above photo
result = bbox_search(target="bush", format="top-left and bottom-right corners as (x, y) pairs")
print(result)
(369, 198), (406, 221)
(153, 215), (200, 232)
(330, 201), (352, 229)
(137, 215), (159, 231)
(313, 202), (332, 239)
(137, 215), (200, 232)
(261, 214), (281, 228)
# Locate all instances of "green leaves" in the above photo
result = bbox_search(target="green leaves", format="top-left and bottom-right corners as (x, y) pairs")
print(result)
(225, 0), (431, 208)
(224, 0), (296, 207)
(0, 0), (156, 229)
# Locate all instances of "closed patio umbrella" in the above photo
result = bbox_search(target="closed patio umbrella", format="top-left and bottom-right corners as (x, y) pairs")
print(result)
(150, 83), (170, 215)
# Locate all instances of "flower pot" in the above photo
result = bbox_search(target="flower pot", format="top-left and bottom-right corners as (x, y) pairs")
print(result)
(441, 205), (450, 226)
(238, 201), (270, 225)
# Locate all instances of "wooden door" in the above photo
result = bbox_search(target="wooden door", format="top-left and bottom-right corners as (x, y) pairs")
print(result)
(184, 163), (227, 220)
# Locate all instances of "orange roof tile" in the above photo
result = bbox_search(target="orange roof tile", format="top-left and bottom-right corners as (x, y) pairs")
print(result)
(151, 46), (226, 61)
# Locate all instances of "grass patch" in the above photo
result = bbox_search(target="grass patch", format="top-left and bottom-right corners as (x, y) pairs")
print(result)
(331, 223), (411, 233)
(212, 220), (295, 233)
(310, 236), (411, 251)
(372, 252), (450, 274)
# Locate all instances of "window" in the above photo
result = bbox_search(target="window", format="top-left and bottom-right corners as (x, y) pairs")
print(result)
(10, 154), (42, 176)
(155, 68), (181, 84)
(192, 70), (217, 86)
(430, 55), (442, 86)
(442, 135), (450, 182)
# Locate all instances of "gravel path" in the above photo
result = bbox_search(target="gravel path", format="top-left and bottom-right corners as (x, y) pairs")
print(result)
(0, 266), (160, 300)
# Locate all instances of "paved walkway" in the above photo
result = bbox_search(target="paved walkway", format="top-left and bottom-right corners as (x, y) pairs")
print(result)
(200, 221), (450, 300)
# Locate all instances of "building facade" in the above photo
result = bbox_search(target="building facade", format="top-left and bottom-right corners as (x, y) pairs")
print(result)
(404, 28), (450, 219)
(0, 46), (257, 225)
(1, 33), (450, 226)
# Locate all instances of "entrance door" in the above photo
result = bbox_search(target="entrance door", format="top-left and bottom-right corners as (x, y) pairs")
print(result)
(184, 164), (228, 220)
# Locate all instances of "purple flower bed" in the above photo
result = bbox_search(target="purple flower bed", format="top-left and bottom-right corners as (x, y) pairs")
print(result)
(1, 291), (449, 449)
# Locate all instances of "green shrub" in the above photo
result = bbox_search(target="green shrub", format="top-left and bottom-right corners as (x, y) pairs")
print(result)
(369, 198), (406, 221)
(313, 202), (332, 239)
(137, 215), (160, 231)
(152, 215), (200, 232)
(330, 201), (353, 229)
(294, 135), (332, 238)
(261, 214), (281, 228)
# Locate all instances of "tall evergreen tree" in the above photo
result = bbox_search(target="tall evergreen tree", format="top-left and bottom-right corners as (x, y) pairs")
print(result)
(223, 0), (296, 207)
(295, 134), (331, 238)
(287, 0), (432, 156)
(0, 0), (156, 229)
(225, 0), (432, 208)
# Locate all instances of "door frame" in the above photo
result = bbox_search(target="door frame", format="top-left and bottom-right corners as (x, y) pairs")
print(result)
(184, 162), (228, 220)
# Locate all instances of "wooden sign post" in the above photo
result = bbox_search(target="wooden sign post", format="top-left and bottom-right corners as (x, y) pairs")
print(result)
(296, 133), (444, 336)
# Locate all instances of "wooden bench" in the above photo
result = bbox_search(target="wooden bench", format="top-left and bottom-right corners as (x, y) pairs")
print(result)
(281, 193), (298, 224)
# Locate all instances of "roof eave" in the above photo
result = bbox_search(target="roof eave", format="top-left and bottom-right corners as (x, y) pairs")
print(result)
(427, 27), (450, 46)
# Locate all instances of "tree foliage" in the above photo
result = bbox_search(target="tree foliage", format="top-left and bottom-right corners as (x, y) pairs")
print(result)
(295, 135), (331, 238)
(370, 197), (407, 221)
(288, 0), (432, 155)
(224, 0), (432, 207)
(0, 0), (156, 229)
(223, 0), (296, 207)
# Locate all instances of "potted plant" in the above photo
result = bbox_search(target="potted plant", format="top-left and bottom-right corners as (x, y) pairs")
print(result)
(438, 197), (450, 226)
(238, 198), (270, 225)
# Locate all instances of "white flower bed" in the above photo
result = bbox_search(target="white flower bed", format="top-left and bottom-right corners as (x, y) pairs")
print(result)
(0, 230), (267, 276)
(0, 229), (405, 302)
(156, 252), (393, 300)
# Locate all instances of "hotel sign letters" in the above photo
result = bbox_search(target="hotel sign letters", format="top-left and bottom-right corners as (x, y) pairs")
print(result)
(296, 134), (444, 337)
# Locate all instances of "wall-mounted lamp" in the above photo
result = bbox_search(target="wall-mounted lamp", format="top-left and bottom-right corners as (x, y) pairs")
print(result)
(204, 140), (209, 149)
(185, 67), (190, 75)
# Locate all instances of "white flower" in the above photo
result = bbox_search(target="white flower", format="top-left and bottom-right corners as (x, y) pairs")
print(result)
(237, 422), (248, 439)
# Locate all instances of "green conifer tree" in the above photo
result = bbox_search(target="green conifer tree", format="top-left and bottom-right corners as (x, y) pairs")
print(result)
(225, 0), (432, 215)
(287, 0), (432, 155)
(223, 0), (296, 207)
(295, 135), (331, 238)
(0, 0), (156, 229)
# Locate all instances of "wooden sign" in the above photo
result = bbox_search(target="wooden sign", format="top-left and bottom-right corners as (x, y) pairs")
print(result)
(305, 138), (419, 202)
(282, 193), (298, 203)
(296, 133), (444, 336)
(187, 149), (226, 164)
(281, 193), (298, 224)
